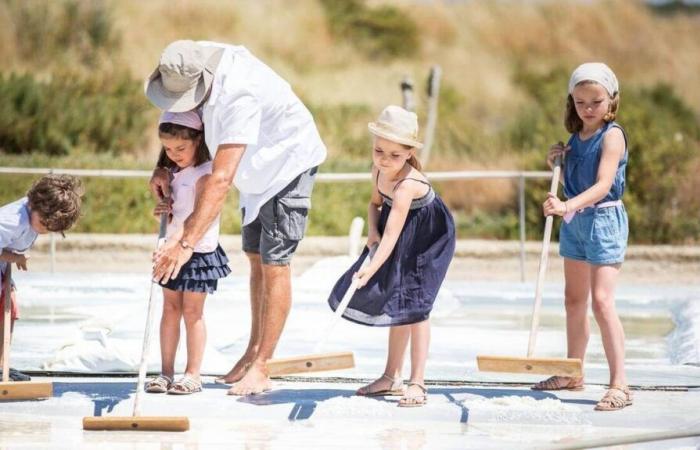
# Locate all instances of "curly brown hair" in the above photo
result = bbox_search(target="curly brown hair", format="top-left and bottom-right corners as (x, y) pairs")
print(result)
(27, 174), (83, 233)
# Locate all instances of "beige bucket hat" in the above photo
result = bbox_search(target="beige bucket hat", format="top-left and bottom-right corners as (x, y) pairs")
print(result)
(144, 40), (224, 112)
(368, 105), (423, 149)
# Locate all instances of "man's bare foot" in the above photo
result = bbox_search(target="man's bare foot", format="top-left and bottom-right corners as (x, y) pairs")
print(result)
(356, 374), (404, 396)
(215, 355), (255, 385)
(227, 362), (272, 396)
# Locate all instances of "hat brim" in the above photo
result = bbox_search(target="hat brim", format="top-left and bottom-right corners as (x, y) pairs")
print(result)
(144, 47), (224, 112)
(368, 123), (423, 149)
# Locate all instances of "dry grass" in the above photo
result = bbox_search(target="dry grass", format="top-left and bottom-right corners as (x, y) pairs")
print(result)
(3, 0), (699, 224)
(429, 154), (520, 213)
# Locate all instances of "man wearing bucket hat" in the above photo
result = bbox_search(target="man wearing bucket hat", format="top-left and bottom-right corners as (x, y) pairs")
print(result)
(147, 40), (326, 395)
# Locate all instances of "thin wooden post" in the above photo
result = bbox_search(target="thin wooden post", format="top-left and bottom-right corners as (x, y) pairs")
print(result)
(518, 174), (526, 283)
(420, 65), (442, 168)
(400, 77), (415, 112)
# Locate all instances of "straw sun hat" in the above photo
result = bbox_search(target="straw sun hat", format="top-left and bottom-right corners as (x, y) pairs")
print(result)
(368, 105), (423, 149)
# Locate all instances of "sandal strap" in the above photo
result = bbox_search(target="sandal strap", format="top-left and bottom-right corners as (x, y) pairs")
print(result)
(147, 374), (172, 387)
(599, 388), (629, 407)
(171, 376), (202, 391)
(381, 373), (397, 383)
(381, 373), (403, 389)
(537, 376), (582, 389)
(406, 381), (427, 393)
(609, 384), (629, 393)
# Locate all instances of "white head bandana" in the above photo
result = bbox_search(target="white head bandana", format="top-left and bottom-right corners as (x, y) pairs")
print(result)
(568, 62), (619, 97)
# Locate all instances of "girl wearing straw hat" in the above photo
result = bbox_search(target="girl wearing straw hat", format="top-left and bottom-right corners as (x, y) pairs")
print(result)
(327, 105), (456, 407)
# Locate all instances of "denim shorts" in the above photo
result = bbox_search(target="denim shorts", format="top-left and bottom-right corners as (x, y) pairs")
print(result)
(242, 167), (317, 265)
(559, 204), (628, 265)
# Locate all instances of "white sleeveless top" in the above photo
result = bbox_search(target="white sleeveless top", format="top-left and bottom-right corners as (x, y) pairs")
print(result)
(166, 161), (220, 253)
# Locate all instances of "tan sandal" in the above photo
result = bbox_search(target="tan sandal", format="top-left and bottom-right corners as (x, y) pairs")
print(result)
(398, 382), (427, 408)
(531, 375), (584, 391)
(167, 375), (203, 395)
(144, 374), (172, 394)
(356, 374), (405, 397)
(595, 385), (633, 411)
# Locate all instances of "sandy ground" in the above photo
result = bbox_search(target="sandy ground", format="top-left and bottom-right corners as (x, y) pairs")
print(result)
(26, 234), (700, 285)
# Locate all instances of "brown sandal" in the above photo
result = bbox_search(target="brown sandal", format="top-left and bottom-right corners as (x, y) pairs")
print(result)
(356, 374), (405, 397)
(398, 382), (428, 408)
(167, 375), (203, 395)
(595, 385), (633, 411)
(144, 374), (172, 393)
(531, 376), (584, 391)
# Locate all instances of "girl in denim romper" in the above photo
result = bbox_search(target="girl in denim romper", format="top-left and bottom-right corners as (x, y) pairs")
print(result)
(532, 63), (632, 411)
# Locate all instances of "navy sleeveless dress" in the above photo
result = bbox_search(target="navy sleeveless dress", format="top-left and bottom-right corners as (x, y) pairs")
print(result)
(327, 178), (456, 326)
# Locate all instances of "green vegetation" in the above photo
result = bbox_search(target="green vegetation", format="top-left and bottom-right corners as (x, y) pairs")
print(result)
(3, 0), (118, 68)
(319, 0), (419, 59)
(1, 0), (699, 243)
(0, 71), (150, 156)
(507, 67), (700, 243)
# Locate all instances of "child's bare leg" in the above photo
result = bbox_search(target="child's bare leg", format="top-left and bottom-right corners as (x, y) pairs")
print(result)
(160, 288), (183, 378)
(591, 263), (626, 387)
(408, 319), (430, 383)
(0, 318), (15, 367)
(399, 319), (430, 405)
(182, 291), (207, 380)
(0, 289), (16, 367)
(534, 258), (589, 390)
(357, 325), (410, 395)
(565, 258), (591, 365)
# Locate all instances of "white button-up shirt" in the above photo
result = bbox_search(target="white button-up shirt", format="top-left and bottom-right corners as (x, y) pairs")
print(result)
(0, 197), (38, 276)
(199, 42), (327, 226)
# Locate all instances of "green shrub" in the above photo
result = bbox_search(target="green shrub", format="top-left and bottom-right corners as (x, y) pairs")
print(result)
(507, 67), (700, 244)
(307, 102), (373, 159)
(0, 71), (150, 156)
(5, 0), (119, 67)
(319, 0), (419, 59)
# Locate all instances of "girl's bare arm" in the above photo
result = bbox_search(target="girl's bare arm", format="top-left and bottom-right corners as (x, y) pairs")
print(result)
(565, 128), (626, 211)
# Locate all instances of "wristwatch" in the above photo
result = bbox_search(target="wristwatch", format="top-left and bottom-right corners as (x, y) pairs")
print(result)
(178, 239), (194, 251)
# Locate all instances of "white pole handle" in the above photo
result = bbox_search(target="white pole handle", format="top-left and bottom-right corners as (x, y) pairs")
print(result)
(2, 265), (12, 383)
(313, 244), (378, 353)
(526, 156), (562, 357)
(133, 212), (168, 417)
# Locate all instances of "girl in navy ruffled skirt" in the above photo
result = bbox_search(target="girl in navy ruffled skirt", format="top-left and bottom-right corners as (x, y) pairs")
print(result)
(145, 110), (230, 395)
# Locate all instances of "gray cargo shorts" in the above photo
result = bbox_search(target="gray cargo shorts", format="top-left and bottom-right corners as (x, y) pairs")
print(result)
(241, 166), (317, 265)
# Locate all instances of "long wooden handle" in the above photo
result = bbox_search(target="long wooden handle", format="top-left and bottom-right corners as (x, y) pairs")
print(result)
(313, 244), (378, 353)
(133, 212), (169, 417)
(2, 265), (11, 383)
(526, 157), (562, 357)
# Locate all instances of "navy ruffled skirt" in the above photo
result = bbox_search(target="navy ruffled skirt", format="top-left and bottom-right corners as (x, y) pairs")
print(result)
(160, 245), (230, 294)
